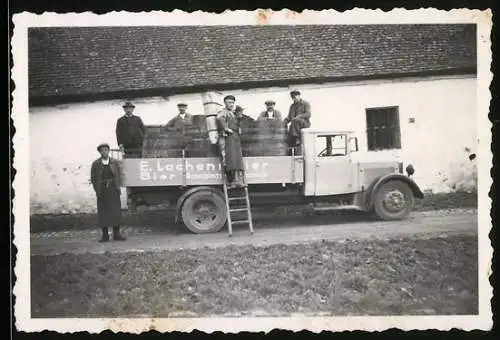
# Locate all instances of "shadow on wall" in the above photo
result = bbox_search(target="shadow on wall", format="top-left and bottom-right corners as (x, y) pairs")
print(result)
(30, 159), (97, 214)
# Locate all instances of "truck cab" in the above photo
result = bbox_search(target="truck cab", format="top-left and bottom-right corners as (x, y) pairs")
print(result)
(303, 129), (362, 197)
(301, 128), (423, 220)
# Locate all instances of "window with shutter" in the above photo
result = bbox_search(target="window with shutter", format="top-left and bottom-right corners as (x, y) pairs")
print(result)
(365, 106), (401, 151)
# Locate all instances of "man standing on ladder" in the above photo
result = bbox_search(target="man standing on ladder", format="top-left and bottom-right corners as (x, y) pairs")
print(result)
(216, 96), (254, 237)
(216, 95), (245, 188)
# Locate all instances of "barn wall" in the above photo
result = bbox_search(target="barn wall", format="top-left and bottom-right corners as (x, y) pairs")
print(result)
(29, 75), (477, 214)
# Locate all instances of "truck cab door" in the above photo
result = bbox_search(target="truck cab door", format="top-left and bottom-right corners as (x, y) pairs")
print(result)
(314, 134), (355, 196)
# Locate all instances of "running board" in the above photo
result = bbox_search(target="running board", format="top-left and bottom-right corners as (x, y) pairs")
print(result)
(311, 204), (364, 212)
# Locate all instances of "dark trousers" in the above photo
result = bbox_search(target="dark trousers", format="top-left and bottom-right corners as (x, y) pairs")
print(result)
(97, 183), (121, 228)
(288, 117), (311, 138)
(287, 118), (311, 147)
(219, 137), (244, 186)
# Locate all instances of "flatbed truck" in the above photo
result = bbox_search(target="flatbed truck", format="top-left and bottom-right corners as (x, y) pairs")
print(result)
(119, 127), (423, 234)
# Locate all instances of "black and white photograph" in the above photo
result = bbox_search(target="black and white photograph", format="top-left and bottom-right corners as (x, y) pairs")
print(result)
(12, 9), (492, 333)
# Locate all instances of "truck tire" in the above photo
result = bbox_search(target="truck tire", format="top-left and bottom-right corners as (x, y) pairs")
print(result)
(372, 180), (414, 220)
(180, 188), (227, 234)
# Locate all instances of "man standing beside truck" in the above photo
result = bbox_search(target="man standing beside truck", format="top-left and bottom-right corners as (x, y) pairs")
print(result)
(115, 101), (146, 158)
(90, 143), (127, 242)
(284, 90), (311, 147)
(216, 95), (245, 187)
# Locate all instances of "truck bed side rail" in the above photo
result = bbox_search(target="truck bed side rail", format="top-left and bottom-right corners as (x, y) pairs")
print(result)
(121, 154), (304, 187)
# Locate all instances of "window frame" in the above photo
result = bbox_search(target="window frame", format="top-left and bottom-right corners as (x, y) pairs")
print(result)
(365, 106), (402, 151)
(316, 134), (348, 157)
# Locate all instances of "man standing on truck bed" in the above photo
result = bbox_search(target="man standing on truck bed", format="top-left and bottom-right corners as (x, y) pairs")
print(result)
(164, 103), (194, 132)
(258, 100), (283, 125)
(115, 101), (146, 158)
(216, 95), (245, 187)
(284, 90), (311, 147)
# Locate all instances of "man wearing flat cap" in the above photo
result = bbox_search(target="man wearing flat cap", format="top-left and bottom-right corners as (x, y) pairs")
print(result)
(164, 103), (194, 132)
(258, 100), (283, 123)
(284, 90), (311, 147)
(90, 143), (126, 242)
(115, 101), (147, 158)
(216, 95), (245, 187)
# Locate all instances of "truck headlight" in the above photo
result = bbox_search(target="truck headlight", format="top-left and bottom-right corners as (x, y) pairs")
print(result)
(406, 164), (415, 177)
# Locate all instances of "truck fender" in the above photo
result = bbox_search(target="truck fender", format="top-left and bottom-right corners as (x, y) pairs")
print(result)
(367, 174), (424, 209)
(175, 186), (224, 224)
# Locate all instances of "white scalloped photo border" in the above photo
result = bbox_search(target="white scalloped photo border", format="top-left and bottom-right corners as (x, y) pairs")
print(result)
(11, 8), (493, 333)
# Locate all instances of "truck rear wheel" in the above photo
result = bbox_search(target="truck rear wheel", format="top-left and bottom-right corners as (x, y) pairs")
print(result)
(180, 189), (227, 234)
(373, 180), (414, 220)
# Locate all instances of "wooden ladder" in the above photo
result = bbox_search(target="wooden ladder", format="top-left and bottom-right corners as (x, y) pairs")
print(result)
(222, 171), (254, 237)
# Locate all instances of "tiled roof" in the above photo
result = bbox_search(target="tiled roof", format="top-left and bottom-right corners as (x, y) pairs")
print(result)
(28, 24), (476, 99)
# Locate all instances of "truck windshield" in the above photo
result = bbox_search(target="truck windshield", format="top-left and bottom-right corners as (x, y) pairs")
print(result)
(316, 134), (347, 157)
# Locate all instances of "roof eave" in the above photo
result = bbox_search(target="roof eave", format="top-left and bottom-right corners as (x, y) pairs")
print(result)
(29, 67), (477, 107)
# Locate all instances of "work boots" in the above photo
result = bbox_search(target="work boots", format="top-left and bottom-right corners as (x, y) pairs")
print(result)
(112, 226), (127, 241)
(98, 227), (127, 242)
(98, 228), (110, 243)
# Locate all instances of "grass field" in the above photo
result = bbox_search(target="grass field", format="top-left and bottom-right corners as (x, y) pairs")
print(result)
(31, 234), (478, 318)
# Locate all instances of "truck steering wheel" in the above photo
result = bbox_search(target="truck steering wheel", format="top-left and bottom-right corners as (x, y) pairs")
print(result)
(319, 148), (345, 157)
(318, 148), (330, 157)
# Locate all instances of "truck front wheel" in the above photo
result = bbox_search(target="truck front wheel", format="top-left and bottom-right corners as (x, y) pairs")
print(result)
(180, 189), (227, 234)
(373, 180), (414, 220)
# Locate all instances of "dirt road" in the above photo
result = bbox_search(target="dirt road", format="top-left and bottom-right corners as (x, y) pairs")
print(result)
(29, 208), (477, 256)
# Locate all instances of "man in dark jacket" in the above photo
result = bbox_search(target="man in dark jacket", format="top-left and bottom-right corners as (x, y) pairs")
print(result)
(257, 100), (283, 130)
(284, 90), (311, 146)
(90, 143), (126, 242)
(258, 100), (283, 122)
(116, 101), (146, 158)
(164, 103), (194, 132)
(216, 95), (245, 187)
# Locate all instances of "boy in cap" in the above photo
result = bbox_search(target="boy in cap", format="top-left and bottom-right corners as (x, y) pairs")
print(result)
(164, 103), (194, 132)
(284, 90), (311, 147)
(90, 143), (126, 242)
(216, 95), (245, 187)
(115, 101), (147, 158)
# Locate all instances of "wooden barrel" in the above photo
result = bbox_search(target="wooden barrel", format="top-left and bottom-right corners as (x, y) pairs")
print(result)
(243, 141), (289, 157)
(186, 137), (213, 157)
(239, 116), (258, 130)
(144, 125), (163, 135)
(143, 126), (181, 158)
(240, 123), (288, 156)
(240, 129), (287, 144)
(142, 136), (184, 158)
(142, 115), (289, 158)
(142, 124), (211, 158)
(192, 115), (208, 131)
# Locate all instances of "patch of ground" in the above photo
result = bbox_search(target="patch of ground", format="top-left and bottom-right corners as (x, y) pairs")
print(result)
(415, 191), (477, 211)
(31, 234), (478, 318)
(29, 192), (477, 233)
